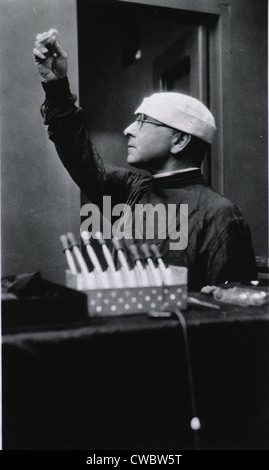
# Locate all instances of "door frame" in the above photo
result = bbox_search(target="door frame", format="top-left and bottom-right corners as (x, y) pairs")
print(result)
(115, 0), (232, 194)
(153, 25), (210, 182)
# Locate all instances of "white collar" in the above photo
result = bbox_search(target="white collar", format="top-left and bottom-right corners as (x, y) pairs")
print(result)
(153, 167), (199, 179)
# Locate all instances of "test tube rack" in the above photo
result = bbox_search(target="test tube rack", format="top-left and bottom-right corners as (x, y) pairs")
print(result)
(65, 266), (187, 317)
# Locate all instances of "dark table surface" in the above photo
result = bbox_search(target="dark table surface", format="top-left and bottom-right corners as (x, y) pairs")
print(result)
(3, 290), (269, 339)
(2, 292), (269, 450)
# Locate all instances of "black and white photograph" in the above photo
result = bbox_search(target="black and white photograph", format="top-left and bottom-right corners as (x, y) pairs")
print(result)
(0, 0), (268, 455)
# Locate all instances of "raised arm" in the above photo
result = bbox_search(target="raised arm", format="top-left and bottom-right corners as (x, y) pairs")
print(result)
(33, 30), (140, 208)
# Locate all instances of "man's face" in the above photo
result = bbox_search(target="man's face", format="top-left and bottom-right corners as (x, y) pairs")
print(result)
(124, 114), (174, 173)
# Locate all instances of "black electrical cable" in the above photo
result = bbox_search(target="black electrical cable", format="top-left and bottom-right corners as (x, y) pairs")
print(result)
(174, 308), (201, 451)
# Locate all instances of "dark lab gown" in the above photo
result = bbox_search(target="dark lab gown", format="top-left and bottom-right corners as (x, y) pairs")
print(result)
(40, 77), (257, 291)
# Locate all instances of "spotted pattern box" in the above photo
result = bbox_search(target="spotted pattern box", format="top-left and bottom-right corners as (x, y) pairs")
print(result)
(66, 270), (187, 317)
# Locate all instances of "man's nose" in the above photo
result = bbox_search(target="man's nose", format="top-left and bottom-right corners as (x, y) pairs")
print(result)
(123, 121), (137, 136)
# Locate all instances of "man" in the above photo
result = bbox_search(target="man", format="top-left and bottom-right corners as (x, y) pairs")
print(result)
(33, 30), (257, 291)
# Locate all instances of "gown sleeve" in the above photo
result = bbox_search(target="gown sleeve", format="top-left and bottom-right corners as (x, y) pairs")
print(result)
(40, 77), (141, 209)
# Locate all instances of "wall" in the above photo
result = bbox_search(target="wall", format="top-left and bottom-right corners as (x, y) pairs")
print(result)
(225, 0), (268, 257)
(0, 0), (80, 284)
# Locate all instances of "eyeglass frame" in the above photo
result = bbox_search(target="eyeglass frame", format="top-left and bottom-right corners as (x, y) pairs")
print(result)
(135, 113), (177, 132)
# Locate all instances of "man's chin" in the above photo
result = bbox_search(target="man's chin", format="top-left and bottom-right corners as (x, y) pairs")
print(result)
(127, 156), (141, 167)
(128, 159), (148, 170)
(127, 152), (143, 164)
(128, 159), (140, 168)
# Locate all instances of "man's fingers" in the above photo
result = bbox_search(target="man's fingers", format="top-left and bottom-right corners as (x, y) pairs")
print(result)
(35, 32), (51, 43)
(35, 36), (50, 51)
(52, 40), (67, 58)
(34, 44), (49, 55)
(35, 29), (59, 45)
(48, 28), (59, 36)
(33, 48), (47, 61)
(34, 30), (66, 77)
(35, 36), (66, 59)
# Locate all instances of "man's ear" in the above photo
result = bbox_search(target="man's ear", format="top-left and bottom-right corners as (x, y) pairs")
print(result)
(170, 132), (191, 154)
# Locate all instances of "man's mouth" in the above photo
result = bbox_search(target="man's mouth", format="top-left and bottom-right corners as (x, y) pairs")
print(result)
(128, 140), (136, 148)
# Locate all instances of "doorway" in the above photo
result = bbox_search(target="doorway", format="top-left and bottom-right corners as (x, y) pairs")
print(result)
(77, 0), (216, 187)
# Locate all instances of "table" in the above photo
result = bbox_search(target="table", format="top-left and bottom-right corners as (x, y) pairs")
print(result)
(2, 295), (269, 450)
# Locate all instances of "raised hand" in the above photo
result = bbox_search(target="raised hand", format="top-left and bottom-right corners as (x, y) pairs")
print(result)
(33, 29), (67, 81)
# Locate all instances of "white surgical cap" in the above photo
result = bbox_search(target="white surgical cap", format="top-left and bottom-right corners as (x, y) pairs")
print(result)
(135, 92), (217, 144)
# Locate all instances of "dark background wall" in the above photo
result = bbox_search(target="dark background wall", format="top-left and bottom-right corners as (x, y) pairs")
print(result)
(1, 0), (268, 287)
(225, 0), (268, 257)
(1, 0), (80, 285)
